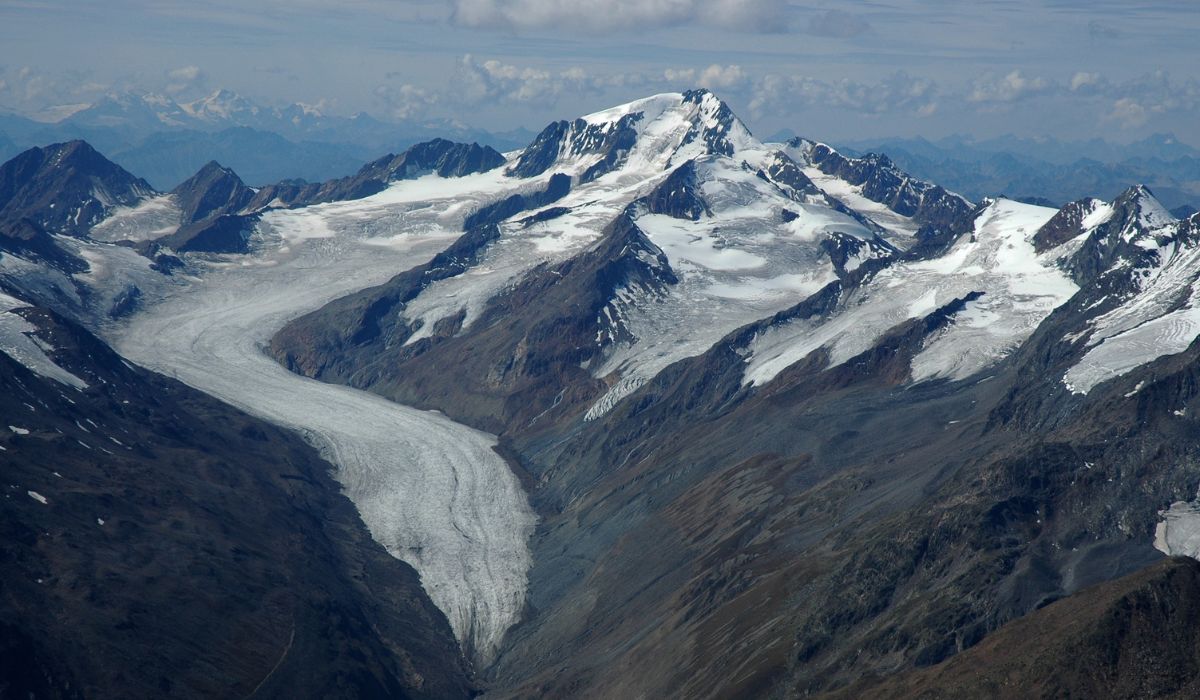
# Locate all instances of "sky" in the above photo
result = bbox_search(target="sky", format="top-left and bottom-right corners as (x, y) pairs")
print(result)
(2, 0), (1199, 144)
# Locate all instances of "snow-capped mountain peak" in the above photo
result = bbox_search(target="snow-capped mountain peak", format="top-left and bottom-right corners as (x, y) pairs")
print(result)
(1114, 184), (1175, 237)
(507, 89), (758, 183)
(181, 89), (260, 122)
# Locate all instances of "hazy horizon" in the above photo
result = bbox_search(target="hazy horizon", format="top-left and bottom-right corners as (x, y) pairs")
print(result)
(3, 1), (1198, 145)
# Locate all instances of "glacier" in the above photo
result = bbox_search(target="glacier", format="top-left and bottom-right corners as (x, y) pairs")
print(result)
(89, 172), (537, 665)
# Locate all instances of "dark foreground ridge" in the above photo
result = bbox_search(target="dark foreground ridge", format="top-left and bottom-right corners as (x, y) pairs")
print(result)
(0, 296), (473, 699)
(827, 557), (1200, 699)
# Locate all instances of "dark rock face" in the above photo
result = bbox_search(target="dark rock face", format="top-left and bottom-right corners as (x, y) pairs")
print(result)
(250, 138), (505, 209)
(805, 141), (975, 232)
(171, 160), (255, 224)
(828, 558), (1200, 699)
(0, 300), (473, 699)
(463, 173), (571, 230)
(1032, 196), (1100, 252)
(1059, 185), (1177, 288)
(270, 211), (676, 434)
(505, 120), (572, 180)
(820, 231), (898, 280)
(760, 151), (825, 201)
(150, 161), (261, 253)
(161, 212), (261, 254)
(679, 88), (744, 157)
(377, 138), (507, 179)
(641, 159), (711, 220)
(507, 115), (642, 182)
(0, 141), (153, 236)
(0, 218), (87, 274)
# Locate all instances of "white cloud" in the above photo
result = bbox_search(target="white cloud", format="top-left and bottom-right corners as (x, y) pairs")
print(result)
(374, 83), (439, 120)
(453, 54), (651, 106)
(450, 0), (789, 33)
(165, 65), (206, 94)
(0, 65), (110, 112)
(698, 64), (746, 91)
(1069, 71), (1101, 91)
(967, 70), (1050, 104)
(1107, 97), (1147, 129)
(748, 71), (937, 119)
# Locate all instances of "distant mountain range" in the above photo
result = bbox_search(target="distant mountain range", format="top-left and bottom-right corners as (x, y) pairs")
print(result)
(7, 88), (1200, 210)
(0, 89), (533, 190)
(822, 131), (1200, 212)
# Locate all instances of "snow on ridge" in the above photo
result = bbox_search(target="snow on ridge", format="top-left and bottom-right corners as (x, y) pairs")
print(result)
(90, 194), (181, 243)
(583, 155), (874, 419)
(1130, 186), (1176, 232)
(802, 165), (920, 240)
(1064, 217), (1200, 394)
(742, 199), (1073, 387)
(0, 292), (89, 389)
(1080, 198), (1115, 230)
(538, 90), (759, 182)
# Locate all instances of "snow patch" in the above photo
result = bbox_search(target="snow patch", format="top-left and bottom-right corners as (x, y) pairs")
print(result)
(0, 293), (89, 389)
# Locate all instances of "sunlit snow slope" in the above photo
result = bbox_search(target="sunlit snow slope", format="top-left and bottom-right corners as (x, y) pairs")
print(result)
(97, 172), (537, 664)
(744, 199), (1078, 386)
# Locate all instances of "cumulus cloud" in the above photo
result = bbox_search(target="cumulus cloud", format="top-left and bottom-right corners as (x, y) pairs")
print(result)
(1069, 71), (1101, 92)
(373, 82), (439, 120)
(165, 65), (206, 94)
(450, 0), (790, 33)
(699, 64), (747, 91)
(967, 70), (1050, 104)
(0, 65), (109, 114)
(453, 54), (654, 106)
(1107, 97), (1148, 128)
(748, 71), (937, 118)
(663, 64), (747, 92)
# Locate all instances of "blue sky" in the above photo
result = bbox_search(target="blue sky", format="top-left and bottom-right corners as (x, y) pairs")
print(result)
(2, 0), (1198, 143)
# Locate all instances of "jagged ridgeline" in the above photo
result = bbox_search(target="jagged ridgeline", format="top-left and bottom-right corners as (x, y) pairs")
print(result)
(4, 89), (1200, 699)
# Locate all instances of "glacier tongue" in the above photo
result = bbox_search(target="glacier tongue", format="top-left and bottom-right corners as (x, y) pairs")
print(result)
(100, 174), (536, 665)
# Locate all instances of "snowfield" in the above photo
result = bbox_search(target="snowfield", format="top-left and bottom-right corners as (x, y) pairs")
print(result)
(1064, 207), (1199, 394)
(97, 175), (537, 665)
(585, 154), (877, 419)
(744, 199), (1078, 386)
(89, 194), (181, 243)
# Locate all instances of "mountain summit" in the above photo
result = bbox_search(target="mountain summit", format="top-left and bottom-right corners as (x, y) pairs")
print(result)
(508, 89), (757, 182)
